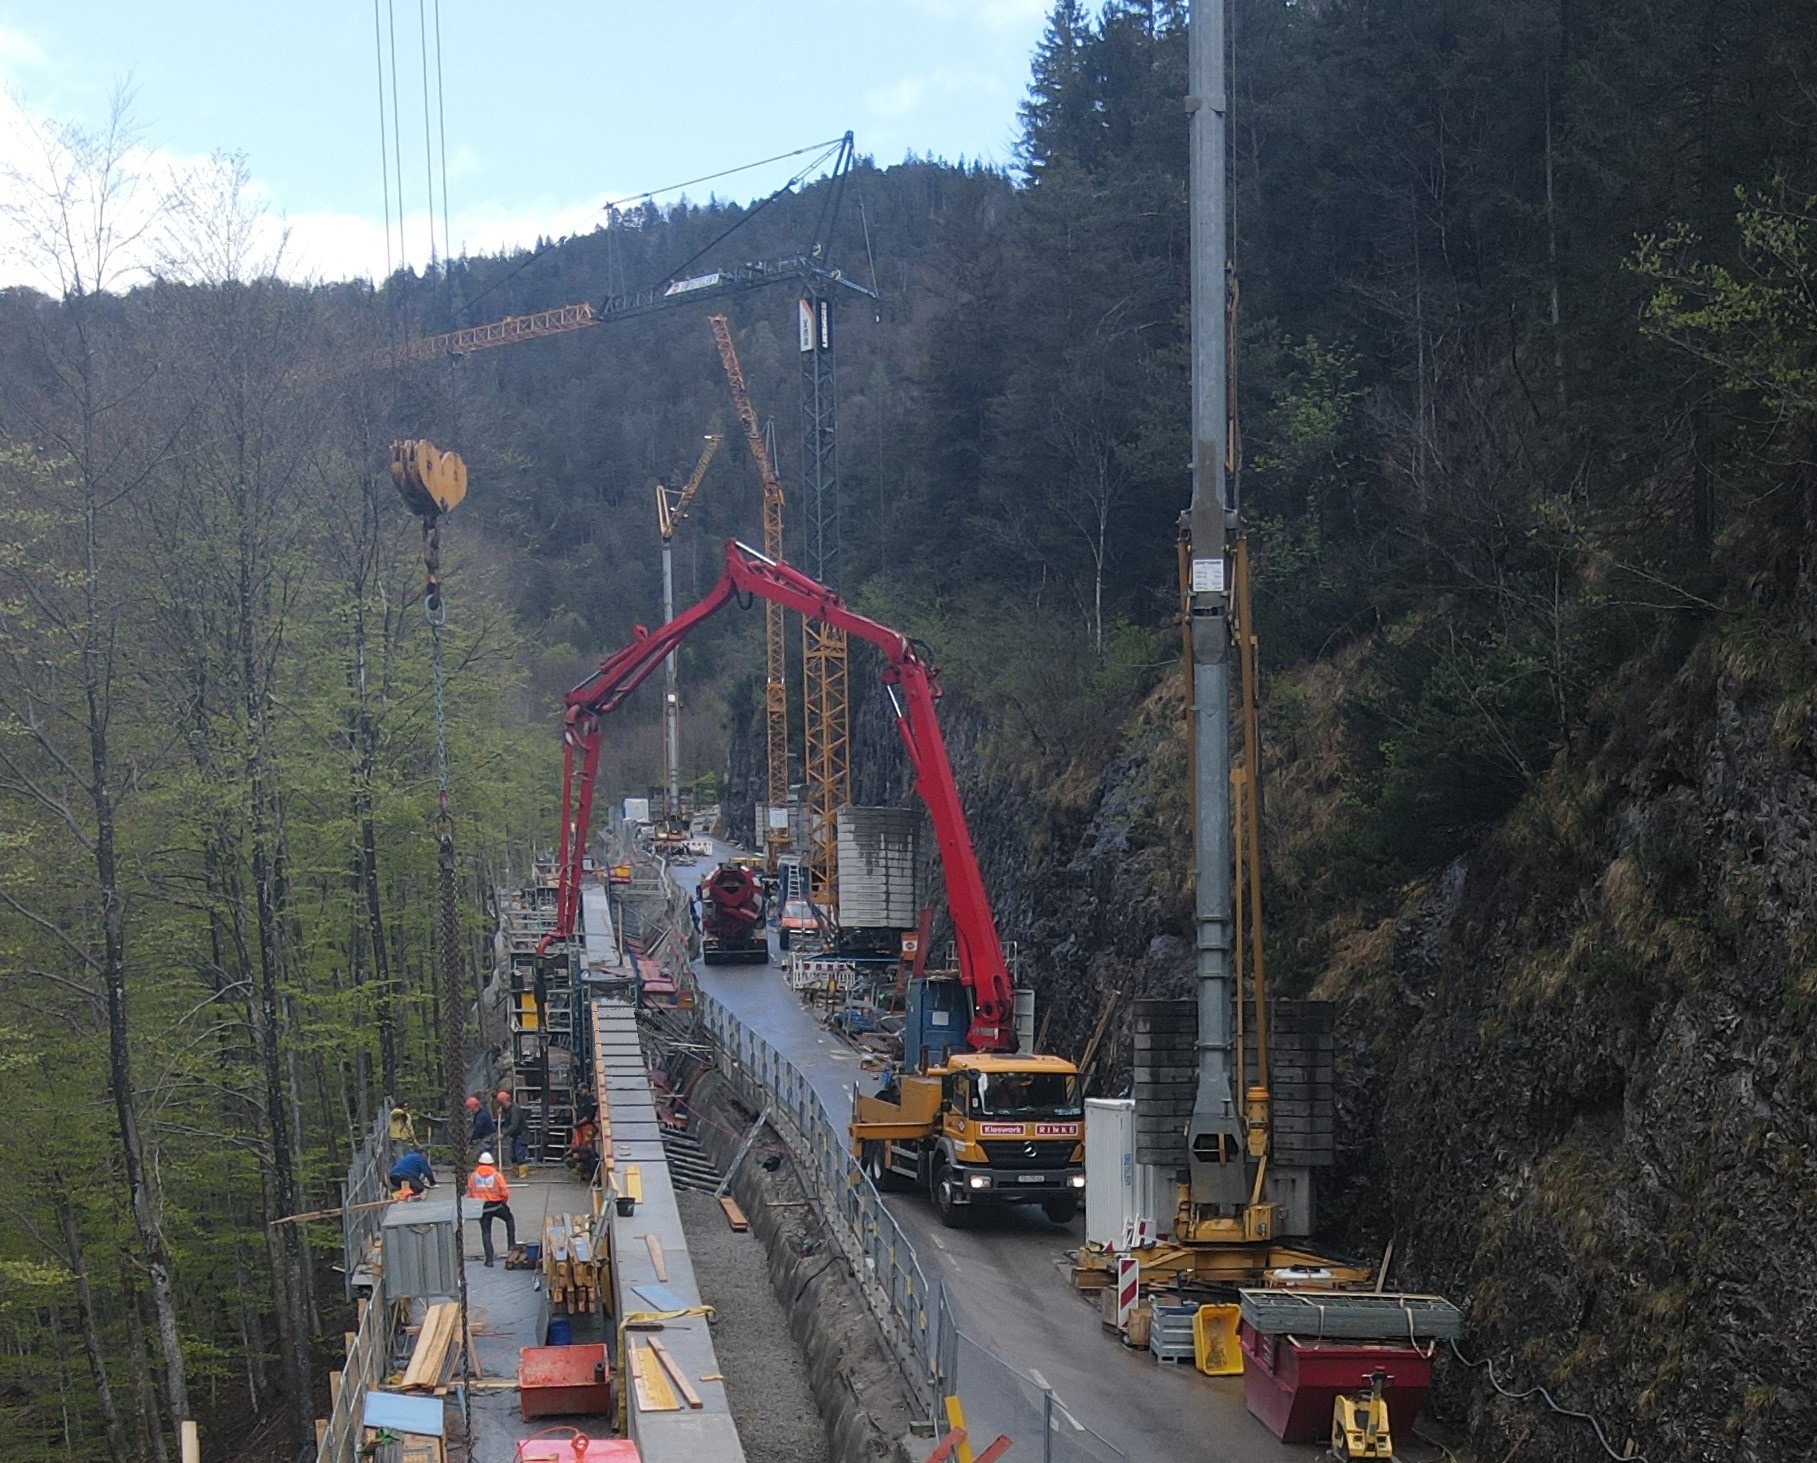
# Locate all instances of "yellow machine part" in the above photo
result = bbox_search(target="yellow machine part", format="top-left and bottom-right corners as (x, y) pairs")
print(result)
(1331, 1388), (1394, 1460)
(389, 438), (468, 517)
(1193, 1303), (1242, 1376)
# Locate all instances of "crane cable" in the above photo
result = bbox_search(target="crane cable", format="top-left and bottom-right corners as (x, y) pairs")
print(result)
(463, 135), (848, 316)
(372, 0), (394, 282)
(391, 439), (474, 1405)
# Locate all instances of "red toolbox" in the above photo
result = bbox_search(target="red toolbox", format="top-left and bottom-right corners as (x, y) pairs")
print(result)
(1238, 1322), (1434, 1444)
(518, 1344), (613, 1421)
(515, 1432), (639, 1463)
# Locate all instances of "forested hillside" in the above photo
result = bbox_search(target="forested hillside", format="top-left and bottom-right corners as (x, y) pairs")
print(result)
(3, 0), (1815, 1460)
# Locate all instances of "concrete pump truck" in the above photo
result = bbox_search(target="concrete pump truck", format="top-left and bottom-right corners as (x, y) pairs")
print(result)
(535, 540), (1083, 1227)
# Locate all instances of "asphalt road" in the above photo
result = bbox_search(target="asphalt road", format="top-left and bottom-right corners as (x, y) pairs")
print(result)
(677, 849), (1311, 1463)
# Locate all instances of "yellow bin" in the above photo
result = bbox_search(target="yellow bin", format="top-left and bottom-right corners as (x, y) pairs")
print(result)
(1194, 1303), (1243, 1376)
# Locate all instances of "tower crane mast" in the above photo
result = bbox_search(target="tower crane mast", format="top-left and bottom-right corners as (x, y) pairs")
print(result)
(707, 316), (791, 866)
(655, 433), (723, 827)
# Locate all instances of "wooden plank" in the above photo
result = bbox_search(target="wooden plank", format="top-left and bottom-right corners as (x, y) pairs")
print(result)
(628, 1343), (679, 1413)
(645, 1338), (703, 1409)
(718, 1196), (748, 1232)
(623, 1164), (643, 1202)
(180, 1421), (200, 1463)
(644, 1234), (668, 1282)
(401, 1302), (458, 1391)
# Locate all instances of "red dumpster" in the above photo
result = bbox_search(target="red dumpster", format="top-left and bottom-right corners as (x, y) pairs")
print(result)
(1239, 1322), (1434, 1444)
(518, 1344), (613, 1421)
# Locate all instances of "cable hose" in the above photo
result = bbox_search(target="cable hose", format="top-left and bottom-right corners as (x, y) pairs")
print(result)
(1448, 1338), (1647, 1462)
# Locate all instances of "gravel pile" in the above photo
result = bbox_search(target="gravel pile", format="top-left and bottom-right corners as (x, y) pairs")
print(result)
(677, 1188), (830, 1463)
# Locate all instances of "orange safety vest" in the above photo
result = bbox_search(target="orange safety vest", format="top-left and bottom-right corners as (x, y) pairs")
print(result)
(467, 1165), (510, 1205)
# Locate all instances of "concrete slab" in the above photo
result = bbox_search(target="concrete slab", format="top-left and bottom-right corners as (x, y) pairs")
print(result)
(457, 1171), (597, 1463)
(588, 999), (746, 1463)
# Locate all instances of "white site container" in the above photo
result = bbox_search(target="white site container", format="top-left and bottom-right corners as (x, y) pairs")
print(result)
(1084, 1098), (1175, 1247)
(622, 796), (651, 826)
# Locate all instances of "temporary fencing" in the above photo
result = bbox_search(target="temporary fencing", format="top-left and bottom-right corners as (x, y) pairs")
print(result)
(314, 1289), (392, 1463)
(340, 1105), (392, 1300)
(698, 991), (935, 1393)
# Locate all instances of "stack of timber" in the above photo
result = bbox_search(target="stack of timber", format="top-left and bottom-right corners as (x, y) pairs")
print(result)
(394, 1301), (477, 1394)
(544, 1213), (602, 1314)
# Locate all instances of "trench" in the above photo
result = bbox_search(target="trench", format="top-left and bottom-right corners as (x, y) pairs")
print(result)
(669, 1060), (919, 1463)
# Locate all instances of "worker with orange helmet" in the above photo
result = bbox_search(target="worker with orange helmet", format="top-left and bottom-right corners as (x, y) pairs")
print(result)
(466, 1151), (515, 1266)
(496, 1088), (528, 1176)
(465, 1094), (495, 1145)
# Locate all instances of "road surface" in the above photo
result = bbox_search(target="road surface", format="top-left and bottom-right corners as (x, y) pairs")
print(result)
(678, 846), (1309, 1462)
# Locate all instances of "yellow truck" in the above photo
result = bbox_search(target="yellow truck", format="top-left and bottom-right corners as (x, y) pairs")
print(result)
(851, 1052), (1085, 1227)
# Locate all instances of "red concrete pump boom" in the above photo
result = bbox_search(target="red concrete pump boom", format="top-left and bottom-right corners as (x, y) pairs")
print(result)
(541, 540), (1014, 1051)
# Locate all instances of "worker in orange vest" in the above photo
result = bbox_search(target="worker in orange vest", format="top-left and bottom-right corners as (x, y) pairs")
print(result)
(466, 1151), (516, 1266)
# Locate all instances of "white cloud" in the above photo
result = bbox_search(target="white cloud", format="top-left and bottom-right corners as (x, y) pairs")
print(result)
(865, 67), (998, 123)
(0, 81), (610, 292)
(282, 193), (606, 284)
(0, 26), (47, 72)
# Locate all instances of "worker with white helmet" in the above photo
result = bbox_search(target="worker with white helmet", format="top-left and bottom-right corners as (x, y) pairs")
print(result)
(466, 1151), (515, 1266)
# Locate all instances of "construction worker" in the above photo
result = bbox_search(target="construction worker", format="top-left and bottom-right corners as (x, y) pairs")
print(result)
(466, 1151), (515, 1266)
(388, 1104), (416, 1155)
(564, 1115), (600, 1182)
(387, 1148), (436, 1198)
(496, 1088), (528, 1176)
(466, 1095), (495, 1145)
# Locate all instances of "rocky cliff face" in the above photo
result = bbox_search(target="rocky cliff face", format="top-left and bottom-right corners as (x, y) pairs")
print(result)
(1339, 623), (1817, 1462)
(843, 606), (1816, 1461)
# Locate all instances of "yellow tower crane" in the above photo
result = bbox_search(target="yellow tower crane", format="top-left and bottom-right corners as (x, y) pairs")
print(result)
(655, 432), (723, 833)
(707, 314), (791, 867)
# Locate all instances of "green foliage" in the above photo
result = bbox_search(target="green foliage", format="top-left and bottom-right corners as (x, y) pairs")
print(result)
(1635, 185), (1817, 419)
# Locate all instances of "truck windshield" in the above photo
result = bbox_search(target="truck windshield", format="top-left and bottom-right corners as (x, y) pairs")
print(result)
(972, 1071), (1081, 1118)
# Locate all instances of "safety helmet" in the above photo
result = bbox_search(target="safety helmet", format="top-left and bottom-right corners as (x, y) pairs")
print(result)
(478, 1151), (495, 1166)
(496, 1090), (510, 1104)
(465, 1096), (480, 1110)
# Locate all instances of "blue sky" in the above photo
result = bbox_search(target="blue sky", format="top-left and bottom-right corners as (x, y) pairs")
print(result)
(0, 1), (1052, 284)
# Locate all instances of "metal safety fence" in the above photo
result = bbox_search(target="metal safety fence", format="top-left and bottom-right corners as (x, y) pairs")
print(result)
(934, 1313), (1128, 1463)
(697, 992), (1126, 1462)
(340, 1106), (392, 1300)
(698, 992), (935, 1387)
(314, 1290), (394, 1463)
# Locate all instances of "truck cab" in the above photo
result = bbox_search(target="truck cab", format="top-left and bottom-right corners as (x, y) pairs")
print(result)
(851, 1053), (1085, 1227)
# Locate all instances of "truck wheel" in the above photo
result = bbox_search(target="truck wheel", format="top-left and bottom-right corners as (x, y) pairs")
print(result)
(932, 1161), (967, 1229)
(867, 1143), (907, 1192)
(1041, 1195), (1079, 1226)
